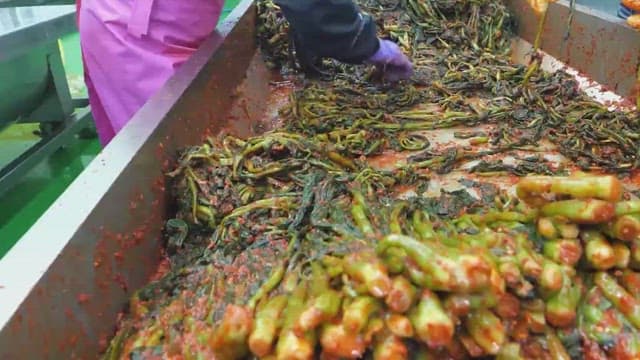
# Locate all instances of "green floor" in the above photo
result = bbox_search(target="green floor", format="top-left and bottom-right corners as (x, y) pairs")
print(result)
(0, 1), (240, 259)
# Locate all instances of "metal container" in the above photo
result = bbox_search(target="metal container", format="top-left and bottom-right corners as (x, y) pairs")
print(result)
(506, 0), (640, 101)
(0, 6), (77, 127)
(0, 5), (93, 197)
(0, 50), (50, 125)
(0, 0), (637, 359)
(0, 1), (260, 358)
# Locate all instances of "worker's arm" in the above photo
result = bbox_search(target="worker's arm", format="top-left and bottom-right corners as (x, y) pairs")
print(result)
(274, 0), (379, 64)
(274, 0), (413, 82)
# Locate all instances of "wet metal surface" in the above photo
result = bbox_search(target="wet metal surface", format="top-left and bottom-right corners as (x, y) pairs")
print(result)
(0, 1), (638, 358)
(0, 5), (76, 61)
(578, 0), (619, 16)
(506, 0), (640, 102)
(0, 1), (256, 358)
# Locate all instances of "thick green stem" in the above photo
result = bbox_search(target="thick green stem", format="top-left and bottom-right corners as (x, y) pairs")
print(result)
(595, 272), (640, 330)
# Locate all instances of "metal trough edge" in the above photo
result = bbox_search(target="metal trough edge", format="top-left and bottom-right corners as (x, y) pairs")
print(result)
(0, 0), (257, 358)
(1, 0), (638, 358)
(506, 0), (640, 103)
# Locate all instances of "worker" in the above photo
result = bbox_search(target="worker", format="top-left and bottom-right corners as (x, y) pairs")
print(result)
(78, 0), (413, 146)
(620, 0), (640, 29)
(619, 1), (637, 19)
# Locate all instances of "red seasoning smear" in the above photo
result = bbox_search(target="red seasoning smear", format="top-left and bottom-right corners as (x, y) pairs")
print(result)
(98, 335), (109, 353)
(114, 251), (124, 264)
(113, 274), (128, 292)
(76, 293), (91, 305)
(153, 175), (166, 194)
(155, 141), (165, 161)
(628, 171), (640, 187)
(64, 308), (74, 320)
(131, 226), (146, 246)
(149, 256), (172, 282)
(506, 174), (520, 186)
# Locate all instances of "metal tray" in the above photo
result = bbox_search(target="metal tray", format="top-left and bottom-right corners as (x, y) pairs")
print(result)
(0, 0), (638, 358)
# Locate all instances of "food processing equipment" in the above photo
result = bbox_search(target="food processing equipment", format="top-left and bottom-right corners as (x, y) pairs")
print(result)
(0, 1), (75, 6)
(0, 4), (92, 197)
(0, 0), (638, 358)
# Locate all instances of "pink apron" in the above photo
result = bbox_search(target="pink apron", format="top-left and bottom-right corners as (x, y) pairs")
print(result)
(79, 0), (224, 146)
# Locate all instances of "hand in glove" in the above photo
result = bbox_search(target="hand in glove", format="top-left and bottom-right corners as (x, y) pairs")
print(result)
(365, 39), (414, 83)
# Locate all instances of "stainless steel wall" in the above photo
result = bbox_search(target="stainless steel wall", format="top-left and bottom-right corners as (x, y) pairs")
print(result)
(0, 1), (257, 358)
(0, 1), (637, 359)
(506, 0), (640, 103)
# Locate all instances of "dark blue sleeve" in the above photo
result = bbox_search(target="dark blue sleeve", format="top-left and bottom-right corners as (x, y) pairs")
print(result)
(274, 0), (380, 64)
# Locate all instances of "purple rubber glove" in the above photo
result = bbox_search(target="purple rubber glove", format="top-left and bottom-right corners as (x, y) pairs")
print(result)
(366, 39), (414, 82)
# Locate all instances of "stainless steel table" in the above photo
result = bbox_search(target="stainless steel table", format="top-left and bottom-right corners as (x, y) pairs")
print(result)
(0, 1), (637, 359)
